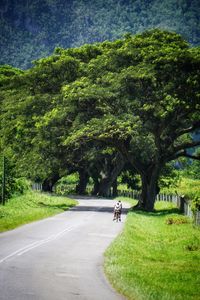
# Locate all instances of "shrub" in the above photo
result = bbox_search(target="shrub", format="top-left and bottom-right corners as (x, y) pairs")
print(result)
(54, 173), (79, 195)
(166, 215), (190, 225)
(12, 177), (30, 195)
(0, 156), (30, 202)
(185, 242), (199, 251)
(191, 195), (200, 213)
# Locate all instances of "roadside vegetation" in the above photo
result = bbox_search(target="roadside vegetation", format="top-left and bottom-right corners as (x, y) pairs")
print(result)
(159, 174), (200, 214)
(0, 191), (77, 232)
(104, 200), (200, 300)
(161, 176), (200, 202)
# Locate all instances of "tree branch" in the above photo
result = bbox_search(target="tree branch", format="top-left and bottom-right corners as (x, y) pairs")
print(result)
(167, 150), (200, 161)
(117, 142), (146, 176)
(174, 140), (200, 153)
(174, 120), (200, 138)
(182, 153), (200, 160)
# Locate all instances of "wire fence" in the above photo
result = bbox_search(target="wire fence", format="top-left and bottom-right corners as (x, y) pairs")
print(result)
(31, 182), (43, 191)
(117, 189), (200, 226)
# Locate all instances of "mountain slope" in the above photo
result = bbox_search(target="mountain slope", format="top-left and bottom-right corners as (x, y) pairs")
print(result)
(0, 0), (200, 69)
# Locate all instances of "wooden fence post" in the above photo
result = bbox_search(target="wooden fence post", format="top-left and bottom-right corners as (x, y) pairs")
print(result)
(179, 195), (185, 213)
(1, 156), (6, 205)
(195, 211), (200, 226)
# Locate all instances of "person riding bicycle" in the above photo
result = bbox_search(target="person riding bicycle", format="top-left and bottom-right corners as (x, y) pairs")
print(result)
(113, 200), (122, 221)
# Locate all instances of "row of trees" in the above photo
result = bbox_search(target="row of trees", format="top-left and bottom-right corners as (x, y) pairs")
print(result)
(0, 29), (200, 210)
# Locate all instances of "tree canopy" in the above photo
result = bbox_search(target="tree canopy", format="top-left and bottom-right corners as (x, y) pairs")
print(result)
(0, 29), (200, 210)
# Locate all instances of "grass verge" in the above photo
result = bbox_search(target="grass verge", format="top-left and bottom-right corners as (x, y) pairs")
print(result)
(104, 200), (200, 300)
(0, 191), (77, 232)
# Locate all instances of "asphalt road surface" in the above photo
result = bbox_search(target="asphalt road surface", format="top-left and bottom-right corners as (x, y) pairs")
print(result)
(0, 197), (130, 300)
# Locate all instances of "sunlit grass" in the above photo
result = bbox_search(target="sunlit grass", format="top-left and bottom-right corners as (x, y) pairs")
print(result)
(104, 201), (200, 300)
(0, 191), (77, 232)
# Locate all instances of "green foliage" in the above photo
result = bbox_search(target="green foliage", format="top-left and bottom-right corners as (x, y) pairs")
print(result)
(0, 65), (23, 86)
(161, 176), (200, 195)
(165, 215), (190, 225)
(54, 173), (79, 195)
(160, 176), (200, 212)
(0, 156), (30, 202)
(180, 149), (200, 180)
(185, 239), (200, 251)
(1, 0), (200, 69)
(191, 196), (200, 214)
(104, 201), (200, 300)
(159, 163), (180, 189)
(120, 170), (141, 190)
(28, 54), (80, 93)
(13, 177), (30, 195)
(60, 29), (199, 209)
(0, 29), (199, 210)
(57, 173), (79, 185)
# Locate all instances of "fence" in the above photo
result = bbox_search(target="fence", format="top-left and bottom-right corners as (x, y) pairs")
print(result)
(31, 182), (43, 191)
(118, 189), (200, 226)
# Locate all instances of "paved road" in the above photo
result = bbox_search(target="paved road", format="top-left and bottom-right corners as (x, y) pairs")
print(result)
(0, 197), (130, 300)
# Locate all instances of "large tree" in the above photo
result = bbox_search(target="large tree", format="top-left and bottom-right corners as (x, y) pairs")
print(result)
(0, 44), (109, 191)
(62, 30), (200, 210)
(1, 30), (200, 209)
(0, 54), (80, 189)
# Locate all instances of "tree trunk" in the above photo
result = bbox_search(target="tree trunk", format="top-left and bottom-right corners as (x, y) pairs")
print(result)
(98, 177), (111, 197)
(98, 153), (125, 197)
(119, 142), (162, 211)
(112, 179), (118, 197)
(76, 169), (89, 195)
(91, 177), (100, 196)
(135, 167), (160, 211)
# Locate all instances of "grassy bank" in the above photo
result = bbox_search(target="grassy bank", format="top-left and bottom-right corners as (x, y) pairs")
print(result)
(0, 191), (77, 232)
(104, 200), (200, 300)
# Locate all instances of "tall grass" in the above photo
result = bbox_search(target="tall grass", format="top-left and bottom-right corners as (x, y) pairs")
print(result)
(0, 191), (77, 232)
(104, 200), (200, 300)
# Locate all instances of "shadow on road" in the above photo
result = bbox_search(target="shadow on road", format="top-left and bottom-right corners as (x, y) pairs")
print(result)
(70, 205), (130, 215)
(38, 202), (75, 211)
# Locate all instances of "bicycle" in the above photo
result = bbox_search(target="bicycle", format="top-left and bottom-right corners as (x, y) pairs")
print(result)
(113, 209), (121, 222)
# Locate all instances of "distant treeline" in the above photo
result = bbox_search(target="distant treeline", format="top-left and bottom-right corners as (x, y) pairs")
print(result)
(0, 0), (200, 69)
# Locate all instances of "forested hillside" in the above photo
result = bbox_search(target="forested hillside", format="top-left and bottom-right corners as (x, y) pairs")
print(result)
(0, 0), (200, 69)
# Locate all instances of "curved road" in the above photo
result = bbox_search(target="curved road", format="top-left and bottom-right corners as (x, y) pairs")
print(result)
(0, 197), (130, 300)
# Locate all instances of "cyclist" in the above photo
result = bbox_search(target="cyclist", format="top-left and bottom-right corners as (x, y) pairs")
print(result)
(113, 200), (122, 221)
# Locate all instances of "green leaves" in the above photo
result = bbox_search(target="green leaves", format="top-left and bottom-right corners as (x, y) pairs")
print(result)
(1, 29), (200, 195)
(25, 54), (80, 93)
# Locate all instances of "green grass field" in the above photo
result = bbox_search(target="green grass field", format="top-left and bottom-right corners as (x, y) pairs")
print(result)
(104, 200), (200, 300)
(0, 191), (77, 232)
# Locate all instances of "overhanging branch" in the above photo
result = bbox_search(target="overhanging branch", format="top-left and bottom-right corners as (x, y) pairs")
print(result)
(168, 150), (200, 161)
(117, 142), (146, 176)
(183, 153), (200, 160)
(174, 140), (200, 153)
(172, 120), (200, 140)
